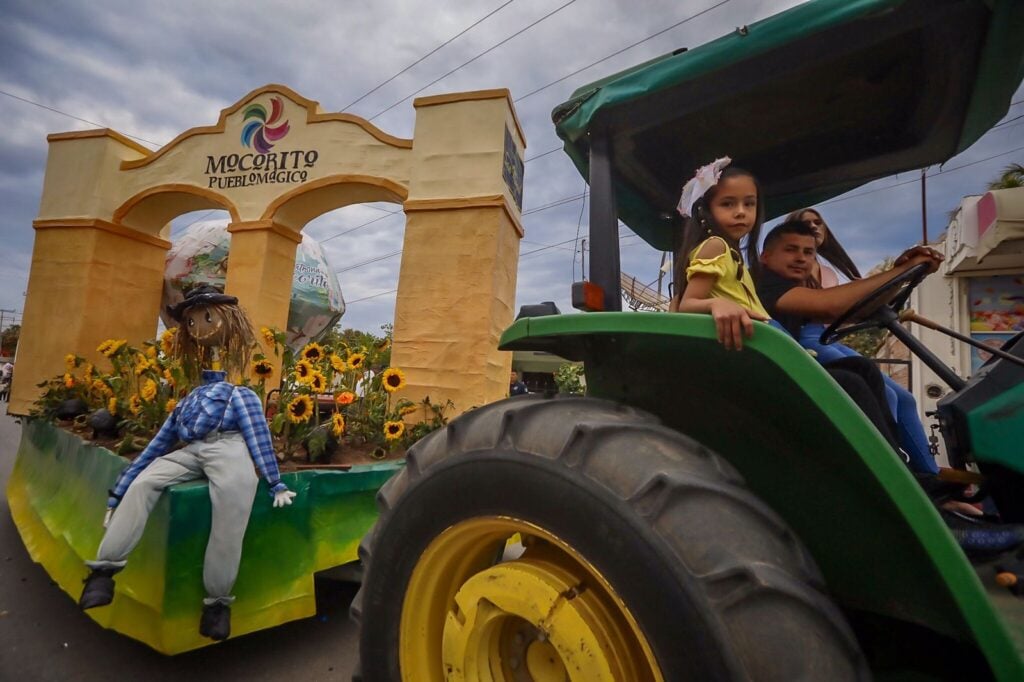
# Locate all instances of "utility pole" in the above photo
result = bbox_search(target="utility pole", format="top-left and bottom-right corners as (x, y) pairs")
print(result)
(580, 238), (587, 281)
(921, 168), (928, 244)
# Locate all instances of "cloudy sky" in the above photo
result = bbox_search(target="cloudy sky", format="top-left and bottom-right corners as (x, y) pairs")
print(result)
(2, 0), (1022, 337)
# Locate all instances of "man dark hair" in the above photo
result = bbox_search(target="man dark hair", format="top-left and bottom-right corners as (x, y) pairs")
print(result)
(762, 219), (817, 252)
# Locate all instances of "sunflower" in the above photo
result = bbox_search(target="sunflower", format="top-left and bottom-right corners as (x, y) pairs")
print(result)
(97, 339), (126, 357)
(329, 354), (347, 372)
(141, 378), (158, 402)
(348, 352), (367, 370)
(384, 420), (405, 441)
(160, 328), (177, 355)
(83, 363), (94, 382)
(63, 373), (74, 389)
(309, 372), (327, 393)
(128, 395), (142, 416)
(145, 345), (158, 359)
(301, 342), (325, 363)
(294, 360), (315, 383)
(381, 367), (406, 393)
(64, 354), (78, 371)
(92, 379), (111, 396)
(163, 368), (175, 385)
(375, 337), (391, 352)
(287, 395), (314, 423)
(135, 357), (155, 376)
(252, 359), (274, 379)
(371, 446), (387, 460)
(107, 397), (118, 415)
(331, 413), (345, 438)
(399, 404), (418, 417)
(165, 398), (178, 413)
(260, 326), (277, 347)
(335, 391), (356, 406)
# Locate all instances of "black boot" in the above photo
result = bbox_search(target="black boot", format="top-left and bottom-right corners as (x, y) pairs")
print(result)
(941, 509), (1024, 559)
(79, 568), (117, 609)
(199, 602), (231, 641)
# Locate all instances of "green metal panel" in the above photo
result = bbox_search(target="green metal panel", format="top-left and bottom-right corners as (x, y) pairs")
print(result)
(968, 382), (1024, 472)
(500, 312), (1023, 680)
(7, 419), (400, 654)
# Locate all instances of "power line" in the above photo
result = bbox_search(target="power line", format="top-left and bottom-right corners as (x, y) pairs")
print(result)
(820, 142), (1024, 207)
(335, 249), (403, 273)
(0, 88), (161, 146)
(368, 0), (581, 121)
(514, 0), (731, 103)
(342, 1), (516, 111)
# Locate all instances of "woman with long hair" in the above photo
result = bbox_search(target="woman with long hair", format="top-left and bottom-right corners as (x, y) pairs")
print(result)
(785, 207), (861, 287)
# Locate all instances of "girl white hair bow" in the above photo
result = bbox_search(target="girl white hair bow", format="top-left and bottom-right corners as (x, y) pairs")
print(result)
(677, 156), (732, 218)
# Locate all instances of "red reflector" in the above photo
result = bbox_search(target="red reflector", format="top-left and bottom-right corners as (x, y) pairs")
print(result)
(572, 281), (605, 312)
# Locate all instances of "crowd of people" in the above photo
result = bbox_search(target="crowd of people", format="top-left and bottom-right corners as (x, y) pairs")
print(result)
(669, 157), (1024, 558)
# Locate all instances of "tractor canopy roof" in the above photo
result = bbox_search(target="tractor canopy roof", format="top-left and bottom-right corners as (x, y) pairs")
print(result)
(552, 0), (1024, 251)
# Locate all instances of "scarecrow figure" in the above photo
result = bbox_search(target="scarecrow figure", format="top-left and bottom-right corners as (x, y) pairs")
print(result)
(79, 285), (296, 641)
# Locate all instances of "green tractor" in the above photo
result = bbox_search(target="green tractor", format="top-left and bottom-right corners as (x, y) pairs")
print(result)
(352, 0), (1024, 679)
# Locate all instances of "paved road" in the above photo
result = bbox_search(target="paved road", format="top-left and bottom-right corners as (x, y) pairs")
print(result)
(0, 410), (360, 681)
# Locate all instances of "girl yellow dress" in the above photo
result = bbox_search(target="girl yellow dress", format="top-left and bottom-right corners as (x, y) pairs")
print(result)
(686, 236), (770, 318)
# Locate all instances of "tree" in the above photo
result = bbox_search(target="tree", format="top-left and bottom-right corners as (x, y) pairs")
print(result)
(987, 163), (1024, 190)
(1, 324), (19, 357)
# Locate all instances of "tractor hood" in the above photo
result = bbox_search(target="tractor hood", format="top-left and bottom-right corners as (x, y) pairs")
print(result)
(552, 0), (1024, 251)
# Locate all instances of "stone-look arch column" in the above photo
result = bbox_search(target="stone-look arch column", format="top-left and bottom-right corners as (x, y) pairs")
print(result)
(11, 220), (169, 415)
(390, 90), (526, 414)
(223, 220), (303, 379)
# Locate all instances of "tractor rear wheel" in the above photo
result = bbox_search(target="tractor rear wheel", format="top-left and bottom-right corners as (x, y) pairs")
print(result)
(352, 394), (868, 681)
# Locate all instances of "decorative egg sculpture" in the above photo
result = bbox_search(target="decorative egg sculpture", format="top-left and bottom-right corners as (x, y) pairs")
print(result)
(161, 220), (345, 350)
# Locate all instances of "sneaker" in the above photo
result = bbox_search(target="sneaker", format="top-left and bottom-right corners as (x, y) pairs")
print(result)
(79, 568), (116, 609)
(941, 509), (1024, 559)
(199, 602), (231, 641)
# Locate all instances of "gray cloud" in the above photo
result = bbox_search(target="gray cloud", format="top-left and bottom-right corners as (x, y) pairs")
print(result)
(2, 0), (1021, 339)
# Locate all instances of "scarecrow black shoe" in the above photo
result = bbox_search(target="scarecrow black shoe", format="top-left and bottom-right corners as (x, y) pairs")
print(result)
(79, 568), (116, 609)
(199, 602), (231, 641)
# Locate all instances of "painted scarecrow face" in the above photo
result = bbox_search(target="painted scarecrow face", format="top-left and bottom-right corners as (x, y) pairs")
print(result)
(184, 304), (228, 347)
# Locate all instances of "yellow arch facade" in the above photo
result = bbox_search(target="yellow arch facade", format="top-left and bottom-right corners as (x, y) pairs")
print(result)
(12, 84), (526, 416)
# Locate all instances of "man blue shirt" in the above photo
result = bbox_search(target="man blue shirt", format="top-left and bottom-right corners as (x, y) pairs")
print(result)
(108, 370), (287, 506)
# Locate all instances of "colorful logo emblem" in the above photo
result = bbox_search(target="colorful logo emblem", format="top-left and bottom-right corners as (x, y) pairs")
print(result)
(241, 96), (290, 153)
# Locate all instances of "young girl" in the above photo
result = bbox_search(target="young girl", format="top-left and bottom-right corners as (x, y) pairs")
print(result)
(670, 157), (772, 350)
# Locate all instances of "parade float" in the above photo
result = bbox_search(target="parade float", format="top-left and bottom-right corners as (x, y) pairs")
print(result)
(8, 84), (525, 652)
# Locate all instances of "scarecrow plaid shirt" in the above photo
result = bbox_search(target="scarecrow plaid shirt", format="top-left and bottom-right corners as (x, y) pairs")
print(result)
(108, 370), (287, 507)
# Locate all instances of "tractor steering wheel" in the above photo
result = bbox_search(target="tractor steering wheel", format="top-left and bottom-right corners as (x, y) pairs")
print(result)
(819, 261), (931, 345)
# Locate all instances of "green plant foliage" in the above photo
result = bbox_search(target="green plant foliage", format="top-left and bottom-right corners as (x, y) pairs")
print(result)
(33, 323), (450, 462)
(258, 324), (449, 462)
(554, 363), (585, 395)
(32, 333), (183, 435)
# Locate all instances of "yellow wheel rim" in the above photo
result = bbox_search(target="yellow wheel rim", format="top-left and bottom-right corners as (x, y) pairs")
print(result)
(399, 516), (663, 681)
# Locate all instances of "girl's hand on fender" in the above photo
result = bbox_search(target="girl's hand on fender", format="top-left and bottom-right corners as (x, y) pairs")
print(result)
(709, 299), (768, 350)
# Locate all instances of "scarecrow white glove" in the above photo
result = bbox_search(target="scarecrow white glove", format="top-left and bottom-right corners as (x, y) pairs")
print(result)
(103, 508), (113, 528)
(273, 490), (297, 508)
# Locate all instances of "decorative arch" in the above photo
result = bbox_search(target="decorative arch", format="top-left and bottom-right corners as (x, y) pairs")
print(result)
(113, 183), (241, 235)
(12, 85), (525, 418)
(261, 174), (408, 232)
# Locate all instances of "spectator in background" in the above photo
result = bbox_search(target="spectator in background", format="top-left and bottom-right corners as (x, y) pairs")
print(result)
(509, 370), (528, 396)
(0, 362), (12, 402)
